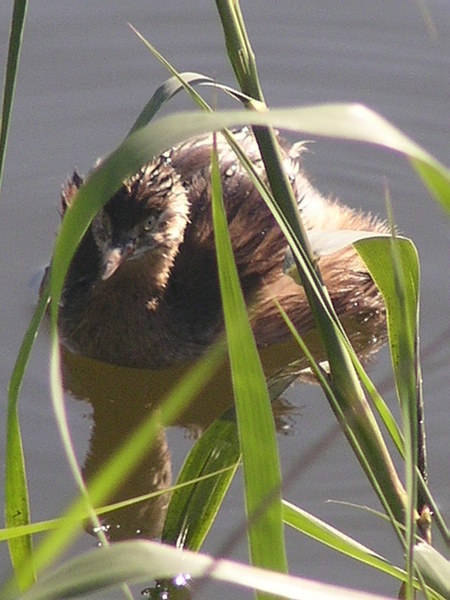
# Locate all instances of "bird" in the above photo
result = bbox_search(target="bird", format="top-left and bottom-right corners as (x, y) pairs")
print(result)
(55, 127), (387, 369)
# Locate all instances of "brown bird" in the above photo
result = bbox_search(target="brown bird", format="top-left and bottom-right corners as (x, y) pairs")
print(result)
(56, 128), (387, 369)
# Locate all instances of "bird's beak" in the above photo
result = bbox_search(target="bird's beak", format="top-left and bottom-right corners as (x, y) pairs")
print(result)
(100, 244), (133, 280)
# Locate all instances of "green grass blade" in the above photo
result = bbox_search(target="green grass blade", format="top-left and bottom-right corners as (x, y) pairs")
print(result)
(355, 235), (421, 597)
(5, 292), (48, 589)
(162, 413), (240, 551)
(0, 0), (28, 196)
(162, 359), (302, 554)
(354, 239), (420, 398)
(411, 157), (450, 211)
(210, 140), (287, 576)
(277, 297), (407, 538)
(2, 6), (32, 583)
(353, 359), (405, 456)
(216, 0), (265, 102)
(284, 503), (445, 598)
(283, 502), (410, 585)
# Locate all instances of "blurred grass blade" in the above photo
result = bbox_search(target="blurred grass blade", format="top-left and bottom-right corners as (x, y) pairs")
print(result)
(48, 335), (107, 547)
(48, 104), (449, 323)
(14, 540), (396, 600)
(411, 158), (449, 211)
(1, 466), (237, 543)
(415, 543), (450, 599)
(5, 291), (48, 589)
(4, 345), (224, 593)
(0, 0), (28, 195)
(306, 230), (393, 258)
(210, 140), (287, 576)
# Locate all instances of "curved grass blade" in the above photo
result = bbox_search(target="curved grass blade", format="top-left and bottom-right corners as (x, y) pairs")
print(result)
(127, 71), (234, 135)
(411, 158), (449, 211)
(48, 104), (449, 322)
(13, 540), (398, 600)
(354, 238), (420, 400)
(5, 291), (48, 589)
(126, 28), (258, 133)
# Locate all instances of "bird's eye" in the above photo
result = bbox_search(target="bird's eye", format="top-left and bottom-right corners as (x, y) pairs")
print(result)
(143, 213), (158, 233)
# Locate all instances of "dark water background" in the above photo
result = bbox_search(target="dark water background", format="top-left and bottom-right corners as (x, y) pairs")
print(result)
(0, 2), (448, 598)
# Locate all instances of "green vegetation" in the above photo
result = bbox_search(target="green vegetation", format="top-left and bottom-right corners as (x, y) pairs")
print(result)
(1, 1), (449, 599)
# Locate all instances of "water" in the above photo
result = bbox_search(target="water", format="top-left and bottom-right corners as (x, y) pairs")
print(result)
(0, 2), (448, 598)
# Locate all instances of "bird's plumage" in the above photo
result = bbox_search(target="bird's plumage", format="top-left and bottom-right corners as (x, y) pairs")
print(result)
(56, 128), (387, 368)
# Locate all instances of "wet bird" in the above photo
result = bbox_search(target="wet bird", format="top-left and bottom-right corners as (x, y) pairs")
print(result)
(56, 128), (387, 369)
